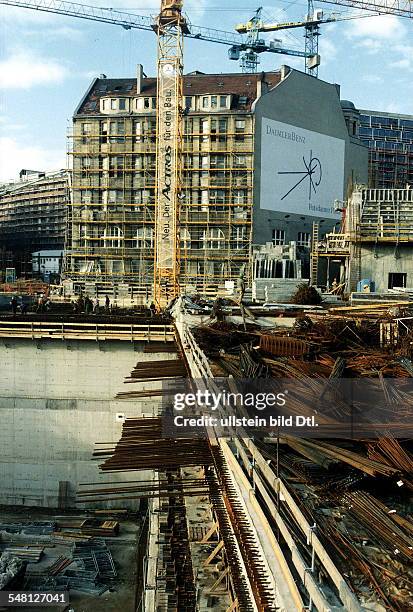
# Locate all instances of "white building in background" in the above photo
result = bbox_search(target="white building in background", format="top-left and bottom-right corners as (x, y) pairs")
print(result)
(32, 250), (63, 280)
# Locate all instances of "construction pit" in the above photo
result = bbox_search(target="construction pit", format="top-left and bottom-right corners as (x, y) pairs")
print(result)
(0, 298), (413, 611)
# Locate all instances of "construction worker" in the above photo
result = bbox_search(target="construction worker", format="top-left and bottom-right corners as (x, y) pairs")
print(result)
(105, 294), (110, 312)
(84, 296), (92, 315)
(76, 294), (84, 313)
(36, 294), (44, 313)
(10, 296), (18, 316)
(93, 297), (99, 314)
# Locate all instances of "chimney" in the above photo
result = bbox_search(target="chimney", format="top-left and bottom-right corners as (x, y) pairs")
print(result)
(256, 71), (268, 99)
(137, 64), (143, 94)
(280, 65), (291, 80)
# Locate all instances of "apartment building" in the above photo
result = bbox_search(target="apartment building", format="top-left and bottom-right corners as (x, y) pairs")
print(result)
(65, 67), (367, 296)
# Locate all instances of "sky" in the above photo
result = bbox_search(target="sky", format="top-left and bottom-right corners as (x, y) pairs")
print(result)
(0, 0), (412, 182)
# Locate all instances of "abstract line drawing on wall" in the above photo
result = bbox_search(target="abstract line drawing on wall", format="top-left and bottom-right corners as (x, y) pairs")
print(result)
(278, 150), (322, 200)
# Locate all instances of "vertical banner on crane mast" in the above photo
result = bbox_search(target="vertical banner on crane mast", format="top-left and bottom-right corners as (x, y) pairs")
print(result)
(156, 60), (179, 271)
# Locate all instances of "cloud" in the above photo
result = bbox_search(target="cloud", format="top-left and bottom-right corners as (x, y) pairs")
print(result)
(0, 52), (68, 89)
(22, 25), (84, 42)
(346, 15), (406, 40)
(0, 136), (65, 183)
(362, 74), (383, 84)
(319, 37), (338, 64)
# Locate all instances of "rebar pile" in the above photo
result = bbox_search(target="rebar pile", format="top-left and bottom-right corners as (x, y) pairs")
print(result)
(95, 417), (213, 472)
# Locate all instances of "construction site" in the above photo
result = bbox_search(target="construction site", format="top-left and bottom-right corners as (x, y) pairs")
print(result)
(0, 0), (413, 610)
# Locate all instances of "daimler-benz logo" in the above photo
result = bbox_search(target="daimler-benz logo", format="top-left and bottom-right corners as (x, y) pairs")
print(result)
(278, 150), (322, 201)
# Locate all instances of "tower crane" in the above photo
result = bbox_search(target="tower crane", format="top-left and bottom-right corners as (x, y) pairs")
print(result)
(233, 1), (404, 77)
(1, 0), (315, 308)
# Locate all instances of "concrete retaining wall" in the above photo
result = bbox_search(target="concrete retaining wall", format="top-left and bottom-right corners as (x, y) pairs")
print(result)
(0, 339), (171, 508)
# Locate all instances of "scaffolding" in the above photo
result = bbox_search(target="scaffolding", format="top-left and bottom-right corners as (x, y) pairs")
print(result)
(310, 187), (413, 292)
(0, 171), (68, 275)
(65, 102), (254, 298)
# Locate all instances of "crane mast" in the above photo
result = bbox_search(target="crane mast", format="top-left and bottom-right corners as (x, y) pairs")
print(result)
(153, 0), (187, 309)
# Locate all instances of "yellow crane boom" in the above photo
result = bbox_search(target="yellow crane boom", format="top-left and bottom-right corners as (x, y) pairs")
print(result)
(153, 0), (188, 309)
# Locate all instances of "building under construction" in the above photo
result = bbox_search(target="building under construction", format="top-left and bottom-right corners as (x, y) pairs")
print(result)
(64, 66), (367, 297)
(312, 185), (413, 293)
(359, 109), (413, 189)
(0, 170), (68, 276)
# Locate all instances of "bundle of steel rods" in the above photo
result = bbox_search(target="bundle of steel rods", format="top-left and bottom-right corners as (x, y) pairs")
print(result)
(94, 418), (213, 471)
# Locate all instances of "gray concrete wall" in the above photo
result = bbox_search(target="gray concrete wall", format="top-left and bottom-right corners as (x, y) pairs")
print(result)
(252, 68), (368, 245)
(0, 339), (171, 508)
(358, 245), (413, 293)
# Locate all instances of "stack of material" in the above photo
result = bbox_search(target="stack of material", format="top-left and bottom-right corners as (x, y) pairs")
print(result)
(2, 547), (44, 562)
(0, 552), (24, 590)
(94, 417), (213, 473)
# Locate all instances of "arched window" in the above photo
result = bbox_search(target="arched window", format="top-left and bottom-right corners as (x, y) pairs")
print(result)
(102, 226), (123, 248)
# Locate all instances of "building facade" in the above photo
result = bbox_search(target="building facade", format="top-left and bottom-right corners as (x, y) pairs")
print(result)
(0, 170), (68, 275)
(359, 110), (413, 188)
(66, 67), (367, 296)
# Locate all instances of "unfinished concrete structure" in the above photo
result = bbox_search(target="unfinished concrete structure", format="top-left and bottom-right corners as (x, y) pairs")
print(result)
(313, 186), (413, 293)
(0, 322), (174, 508)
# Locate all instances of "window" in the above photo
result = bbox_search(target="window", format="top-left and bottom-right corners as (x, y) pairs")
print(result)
(81, 122), (91, 144)
(210, 118), (227, 143)
(102, 100), (107, 110)
(111, 99), (117, 110)
(235, 119), (246, 142)
(102, 226), (123, 248)
(232, 226), (246, 250)
(81, 190), (92, 204)
(144, 98), (150, 109)
(180, 228), (191, 250)
(234, 155), (246, 167)
(135, 121), (142, 142)
(109, 121), (125, 143)
(297, 232), (311, 247)
(202, 96), (209, 109)
(272, 229), (285, 245)
(211, 96), (217, 109)
(109, 156), (124, 177)
(80, 156), (91, 178)
(136, 227), (154, 248)
(388, 272), (406, 289)
(220, 95), (228, 108)
(185, 96), (192, 110)
(119, 99), (126, 110)
(209, 190), (225, 205)
(202, 228), (225, 249)
(233, 190), (245, 205)
(100, 121), (108, 144)
(108, 190), (117, 203)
